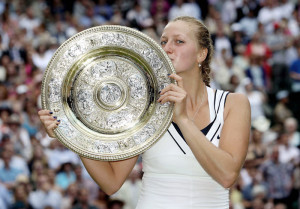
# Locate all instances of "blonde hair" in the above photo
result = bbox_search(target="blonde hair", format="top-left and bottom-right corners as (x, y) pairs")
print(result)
(171, 16), (213, 86)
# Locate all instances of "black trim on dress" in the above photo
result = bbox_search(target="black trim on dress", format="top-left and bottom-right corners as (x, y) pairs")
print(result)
(167, 130), (186, 154)
(210, 123), (221, 142)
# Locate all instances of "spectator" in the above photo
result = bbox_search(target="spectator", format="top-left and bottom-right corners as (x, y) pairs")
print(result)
(0, 149), (23, 190)
(28, 144), (48, 173)
(30, 160), (47, 189)
(0, 1), (299, 208)
(28, 173), (63, 209)
(55, 162), (76, 190)
(150, 0), (170, 20)
(32, 44), (53, 71)
(61, 183), (79, 209)
(72, 188), (98, 209)
(273, 90), (293, 128)
(245, 36), (272, 89)
(259, 145), (294, 208)
(168, 0), (201, 20)
(94, 0), (114, 21)
(0, 141), (29, 177)
(44, 139), (79, 171)
(126, 1), (153, 30)
(93, 188), (109, 209)
(277, 132), (300, 165)
(0, 183), (12, 209)
(213, 25), (232, 59)
(230, 23), (249, 56)
(239, 9), (258, 39)
(245, 55), (268, 91)
(18, 7), (41, 40)
(74, 164), (99, 202)
(10, 183), (33, 209)
(107, 199), (124, 209)
(232, 44), (249, 78)
(267, 21), (292, 92)
(184, 0), (202, 20)
(78, 3), (106, 28)
(220, 0), (237, 24)
(238, 78), (266, 122)
(257, 0), (281, 34)
(6, 113), (32, 160)
(248, 127), (268, 168)
(283, 117), (300, 148)
(289, 40), (300, 92)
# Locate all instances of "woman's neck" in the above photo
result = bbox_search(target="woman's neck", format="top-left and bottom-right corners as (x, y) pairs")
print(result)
(178, 70), (206, 109)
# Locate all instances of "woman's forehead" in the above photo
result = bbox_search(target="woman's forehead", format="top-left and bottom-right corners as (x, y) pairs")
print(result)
(161, 21), (196, 39)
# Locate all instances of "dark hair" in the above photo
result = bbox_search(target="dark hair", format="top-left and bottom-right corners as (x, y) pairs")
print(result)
(171, 16), (213, 86)
(107, 199), (125, 209)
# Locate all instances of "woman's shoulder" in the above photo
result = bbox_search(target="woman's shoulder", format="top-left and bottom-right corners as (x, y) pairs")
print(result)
(223, 92), (250, 120)
(209, 87), (249, 103)
(226, 92), (249, 102)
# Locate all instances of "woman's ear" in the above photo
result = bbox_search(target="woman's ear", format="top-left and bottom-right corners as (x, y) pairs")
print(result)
(197, 48), (208, 63)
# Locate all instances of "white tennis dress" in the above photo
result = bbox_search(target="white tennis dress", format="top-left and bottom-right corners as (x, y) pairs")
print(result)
(136, 86), (230, 209)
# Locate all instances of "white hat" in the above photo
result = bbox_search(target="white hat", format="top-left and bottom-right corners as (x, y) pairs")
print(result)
(252, 116), (271, 132)
(276, 90), (289, 100)
(252, 185), (266, 197)
(231, 23), (242, 32)
(16, 84), (28, 94)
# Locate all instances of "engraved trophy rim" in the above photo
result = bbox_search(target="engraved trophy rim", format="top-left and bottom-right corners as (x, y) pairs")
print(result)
(41, 25), (176, 161)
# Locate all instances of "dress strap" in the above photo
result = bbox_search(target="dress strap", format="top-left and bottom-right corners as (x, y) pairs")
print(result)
(206, 86), (215, 123)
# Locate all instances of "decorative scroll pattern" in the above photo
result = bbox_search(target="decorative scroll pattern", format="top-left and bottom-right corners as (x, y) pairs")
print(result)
(42, 26), (174, 160)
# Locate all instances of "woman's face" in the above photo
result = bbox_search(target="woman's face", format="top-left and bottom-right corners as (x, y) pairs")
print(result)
(160, 21), (202, 74)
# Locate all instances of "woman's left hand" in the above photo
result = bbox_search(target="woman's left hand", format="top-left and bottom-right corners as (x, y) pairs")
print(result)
(157, 74), (188, 123)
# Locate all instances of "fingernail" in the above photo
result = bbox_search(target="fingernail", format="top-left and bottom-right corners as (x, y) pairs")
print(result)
(53, 116), (57, 119)
(49, 111), (53, 114)
(57, 120), (60, 122)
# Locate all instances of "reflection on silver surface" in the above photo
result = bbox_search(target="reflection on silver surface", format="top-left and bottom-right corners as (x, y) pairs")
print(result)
(41, 25), (175, 161)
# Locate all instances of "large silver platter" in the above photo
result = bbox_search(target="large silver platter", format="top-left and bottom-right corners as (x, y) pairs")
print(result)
(41, 25), (175, 161)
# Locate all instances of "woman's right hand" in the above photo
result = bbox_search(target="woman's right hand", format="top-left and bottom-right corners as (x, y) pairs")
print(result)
(38, 110), (60, 138)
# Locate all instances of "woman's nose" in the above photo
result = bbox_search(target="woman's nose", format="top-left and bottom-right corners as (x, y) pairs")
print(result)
(164, 42), (173, 54)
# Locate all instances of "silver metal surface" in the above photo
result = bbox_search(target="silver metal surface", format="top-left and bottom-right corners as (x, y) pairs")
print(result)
(41, 25), (175, 161)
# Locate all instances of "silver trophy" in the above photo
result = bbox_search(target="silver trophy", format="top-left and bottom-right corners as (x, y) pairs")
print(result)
(41, 25), (175, 161)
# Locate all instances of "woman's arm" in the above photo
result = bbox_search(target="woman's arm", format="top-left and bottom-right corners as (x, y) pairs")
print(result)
(80, 156), (138, 195)
(38, 109), (138, 195)
(176, 93), (250, 188)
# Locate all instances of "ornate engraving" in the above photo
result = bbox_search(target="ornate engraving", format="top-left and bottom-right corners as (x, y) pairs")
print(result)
(41, 25), (175, 161)
(99, 83), (122, 105)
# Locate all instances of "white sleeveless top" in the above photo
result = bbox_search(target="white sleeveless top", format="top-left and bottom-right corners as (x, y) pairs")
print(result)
(136, 86), (230, 209)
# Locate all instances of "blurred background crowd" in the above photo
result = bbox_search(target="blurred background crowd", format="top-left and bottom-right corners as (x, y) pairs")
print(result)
(0, 0), (300, 208)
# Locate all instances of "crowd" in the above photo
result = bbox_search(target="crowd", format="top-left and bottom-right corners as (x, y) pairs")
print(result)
(0, 0), (300, 208)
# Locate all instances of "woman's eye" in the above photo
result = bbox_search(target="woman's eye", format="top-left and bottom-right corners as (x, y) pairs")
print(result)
(160, 41), (167, 45)
(176, 40), (184, 44)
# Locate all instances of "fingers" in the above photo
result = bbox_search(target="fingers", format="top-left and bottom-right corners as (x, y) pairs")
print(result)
(159, 95), (185, 104)
(46, 120), (60, 130)
(169, 74), (184, 88)
(157, 90), (186, 104)
(38, 109), (60, 138)
(40, 115), (56, 122)
(44, 119), (60, 127)
(158, 74), (186, 104)
(38, 109), (53, 116)
(160, 83), (185, 95)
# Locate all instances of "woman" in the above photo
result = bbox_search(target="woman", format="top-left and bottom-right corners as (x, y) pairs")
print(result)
(39, 16), (250, 208)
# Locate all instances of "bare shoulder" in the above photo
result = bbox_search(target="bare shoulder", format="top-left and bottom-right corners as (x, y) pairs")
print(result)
(224, 92), (250, 120)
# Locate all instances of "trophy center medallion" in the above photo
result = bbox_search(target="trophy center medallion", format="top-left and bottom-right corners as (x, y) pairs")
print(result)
(99, 83), (122, 105)
(95, 79), (127, 111)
